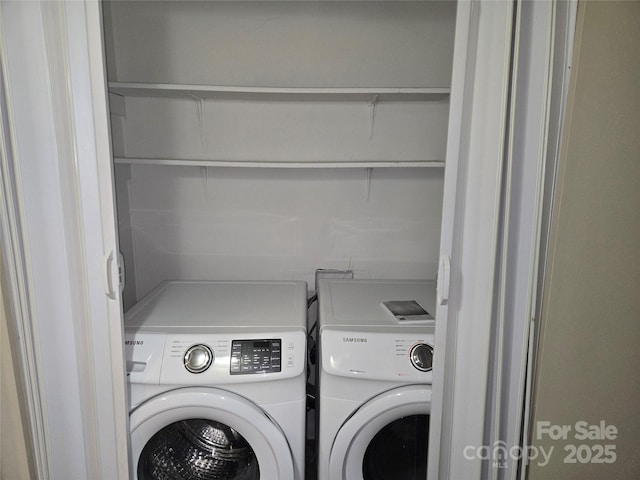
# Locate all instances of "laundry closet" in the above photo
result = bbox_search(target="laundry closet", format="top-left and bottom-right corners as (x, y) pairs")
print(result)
(102, 2), (458, 478)
(0, 0), (570, 478)
(101, 0), (456, 310)
(102, 3), (458, 475)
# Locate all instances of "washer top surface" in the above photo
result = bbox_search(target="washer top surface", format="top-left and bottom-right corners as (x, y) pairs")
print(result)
(319, 279), (437, 329)
(125, 280), (307, 331)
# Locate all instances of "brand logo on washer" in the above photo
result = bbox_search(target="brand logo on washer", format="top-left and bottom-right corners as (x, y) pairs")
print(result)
(125, 340), (144, 346)
(342, 337), (367, 343)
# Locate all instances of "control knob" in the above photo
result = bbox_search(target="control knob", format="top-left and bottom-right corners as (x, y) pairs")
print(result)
(410, 343), (433, 372)
(183, 344), (214, 374)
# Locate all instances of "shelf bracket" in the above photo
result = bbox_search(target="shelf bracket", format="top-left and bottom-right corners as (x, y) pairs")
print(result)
(368, 95), (379, 139)
(187, 93), (207, 150)
(200, 166), (209, 199)
(365, 167), (372, 201)
(108, 92), (126, 117)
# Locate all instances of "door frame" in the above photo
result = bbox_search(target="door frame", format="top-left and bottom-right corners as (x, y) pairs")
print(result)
(431, 1), (576, 478)
(430, 1), (516, 478)
(0, 1), (128, 478)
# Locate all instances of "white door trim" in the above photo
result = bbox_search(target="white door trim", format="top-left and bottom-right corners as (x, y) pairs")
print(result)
(0, 20), (50, 480)
(431, 1), (516, 478)
(0, 1), (128, 478)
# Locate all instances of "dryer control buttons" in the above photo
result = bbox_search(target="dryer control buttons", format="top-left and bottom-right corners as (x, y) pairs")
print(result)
(183, 344), (214, 374)
(410, 343), (433, 372)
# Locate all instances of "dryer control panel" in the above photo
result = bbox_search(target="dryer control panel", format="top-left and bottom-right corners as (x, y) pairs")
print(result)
(320, 328), (434, 383)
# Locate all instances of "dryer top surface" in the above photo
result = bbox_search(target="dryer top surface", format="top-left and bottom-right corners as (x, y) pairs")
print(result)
(318, 279), (437, 330)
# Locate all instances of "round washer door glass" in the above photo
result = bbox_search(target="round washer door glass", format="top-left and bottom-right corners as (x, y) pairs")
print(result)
(138, 418), (259, 480)
(362, 414), (429, 480)
(130, 387), (295, 480)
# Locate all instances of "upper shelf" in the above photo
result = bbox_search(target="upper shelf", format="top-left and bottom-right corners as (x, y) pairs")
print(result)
(113, 157), (445, 169)
(108, 82), (451, 102)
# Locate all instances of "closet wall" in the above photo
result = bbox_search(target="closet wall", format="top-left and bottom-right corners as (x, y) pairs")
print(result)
(529, 2), (640, 478)
(103, 1), (456, 309)
(115, 166), (444, 308)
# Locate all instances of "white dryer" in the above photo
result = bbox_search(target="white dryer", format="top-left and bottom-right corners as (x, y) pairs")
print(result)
(124, 280), (307, 480)
(316, 279), (436, 480)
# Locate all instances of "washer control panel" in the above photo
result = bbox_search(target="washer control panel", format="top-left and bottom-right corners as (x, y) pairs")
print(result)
(124, 330), (305, 385)
(230, 339), (281, 375)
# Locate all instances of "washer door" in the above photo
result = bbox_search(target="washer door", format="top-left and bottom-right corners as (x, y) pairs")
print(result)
(130, 387), (295, 480)
(329, 385), (431, 480)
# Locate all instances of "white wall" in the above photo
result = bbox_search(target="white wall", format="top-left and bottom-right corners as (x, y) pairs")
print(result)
(120, 165), (444, 303)
(103, 1), (455, 87)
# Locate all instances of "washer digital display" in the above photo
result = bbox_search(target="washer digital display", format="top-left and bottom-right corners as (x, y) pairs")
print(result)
(230, 339), (281, 374)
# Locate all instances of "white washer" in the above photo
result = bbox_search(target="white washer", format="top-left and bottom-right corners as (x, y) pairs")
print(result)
(124, 280), (307, 480)
(317, 279), (436, 480)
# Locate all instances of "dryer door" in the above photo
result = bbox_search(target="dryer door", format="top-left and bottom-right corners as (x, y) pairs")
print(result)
(329, 385), (431, 480)
(130, 387), (295, 480)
